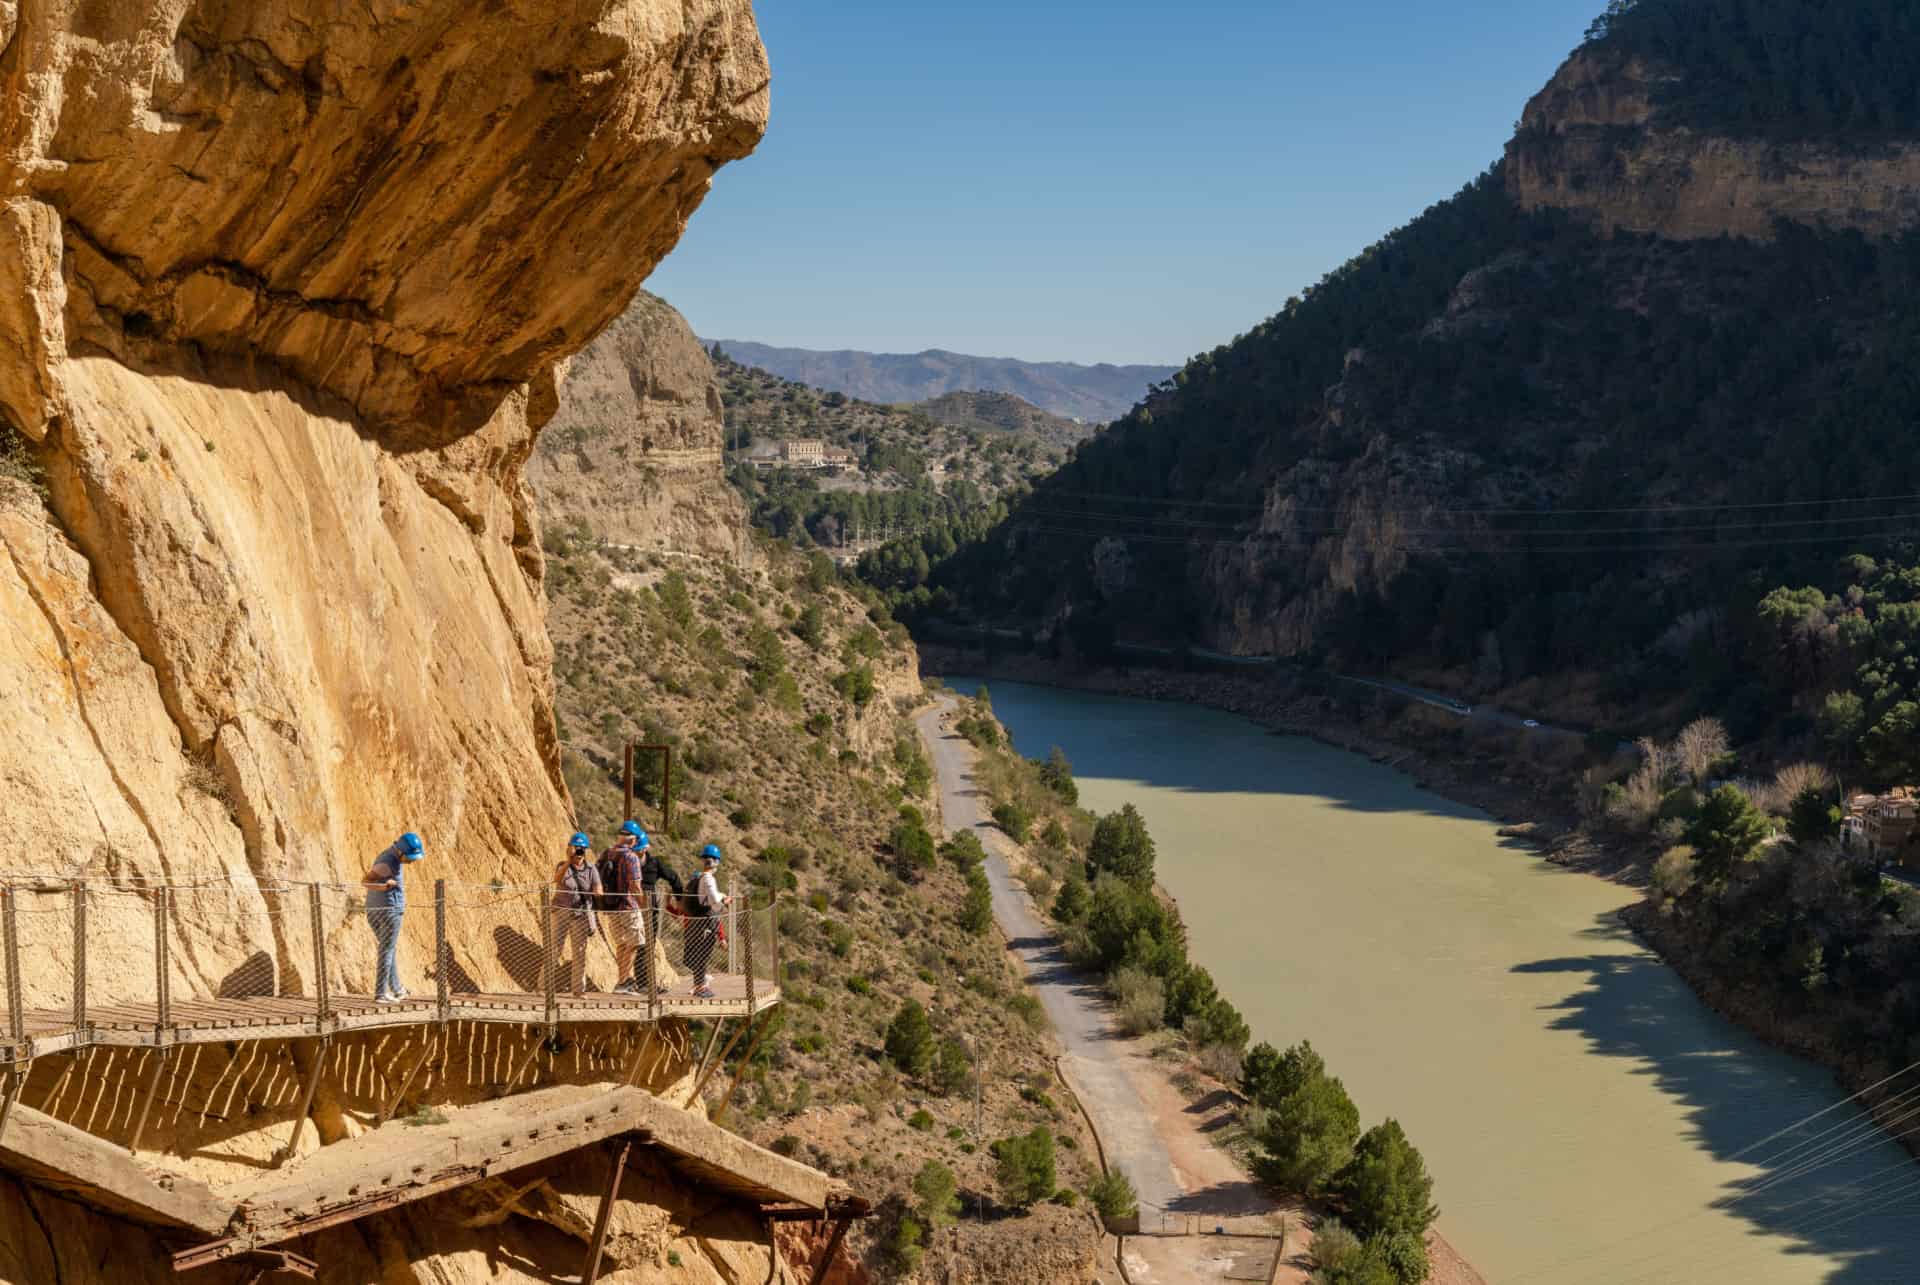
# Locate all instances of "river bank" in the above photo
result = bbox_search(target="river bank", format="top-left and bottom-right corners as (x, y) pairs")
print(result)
(915, 692), (1490, 1285)
(922, 647), (1920, 1196)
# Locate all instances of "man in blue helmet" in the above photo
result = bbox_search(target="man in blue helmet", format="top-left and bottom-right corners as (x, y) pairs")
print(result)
(602, 821), (651, 996)
(553, 831), (603, 995)
(685, 843), (730, 999)
(363, 831), (423, 1004)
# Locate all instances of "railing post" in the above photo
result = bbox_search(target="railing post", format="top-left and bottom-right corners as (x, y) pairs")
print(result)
(71, 879), (85, 1037)
(435, 879), (449, 1025)
(645, 894), (659, 1025)
(744, 896), (757, 1015)
(3, 887), (23, 1053)
(771, 888), (781, 991)
(308, 884), (328, 1035)
(726, 875), (737, 975)
(152, 887), (170, 1045)
(542, 896), (557, 1032)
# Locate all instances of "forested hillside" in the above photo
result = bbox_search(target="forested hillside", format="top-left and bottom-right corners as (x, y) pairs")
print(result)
(928, 0), (1920, 751)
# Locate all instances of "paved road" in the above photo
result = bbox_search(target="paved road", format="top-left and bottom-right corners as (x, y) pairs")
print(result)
(915, 697), (1185, 1218)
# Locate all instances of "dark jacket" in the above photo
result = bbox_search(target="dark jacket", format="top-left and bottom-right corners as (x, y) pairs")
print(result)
(638, 852), (684, 896)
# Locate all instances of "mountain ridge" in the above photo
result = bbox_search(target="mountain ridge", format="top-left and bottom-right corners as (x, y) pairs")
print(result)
(706, 339), (1175, 422)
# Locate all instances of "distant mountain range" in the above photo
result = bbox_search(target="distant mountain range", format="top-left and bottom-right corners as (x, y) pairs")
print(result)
(703, 340), (1175, 423)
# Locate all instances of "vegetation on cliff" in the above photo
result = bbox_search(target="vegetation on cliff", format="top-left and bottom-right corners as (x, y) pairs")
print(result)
(1584, 0), (1920, 140)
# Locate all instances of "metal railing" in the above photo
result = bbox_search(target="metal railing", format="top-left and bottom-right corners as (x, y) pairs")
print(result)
(0, 876), (780, 1067)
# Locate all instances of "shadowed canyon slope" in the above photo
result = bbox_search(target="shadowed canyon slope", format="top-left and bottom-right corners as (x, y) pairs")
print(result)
(0, 2), (780, 1282)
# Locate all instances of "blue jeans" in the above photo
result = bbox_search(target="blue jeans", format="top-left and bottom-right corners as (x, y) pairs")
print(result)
(368, 905), (404, 996)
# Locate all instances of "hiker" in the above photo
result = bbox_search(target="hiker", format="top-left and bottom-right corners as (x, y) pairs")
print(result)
(552, 831), (602, 996)
(685, 843), (729, 999)
(599, 821), (650, 995)
(363, 831), (423, 1004)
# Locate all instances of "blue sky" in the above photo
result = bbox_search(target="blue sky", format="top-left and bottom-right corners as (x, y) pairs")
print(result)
(647, 0), (1605, 366)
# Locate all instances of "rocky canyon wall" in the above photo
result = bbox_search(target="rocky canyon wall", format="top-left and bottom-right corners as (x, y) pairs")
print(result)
(0, 1), (776, 1280)
(1506, 47), (1920, 241)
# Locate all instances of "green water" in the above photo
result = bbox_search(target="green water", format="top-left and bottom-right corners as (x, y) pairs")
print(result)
(951, 678), (1920, 1284)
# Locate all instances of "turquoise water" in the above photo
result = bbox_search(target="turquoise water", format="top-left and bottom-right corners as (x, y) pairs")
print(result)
(950, 677), (1920, 1284)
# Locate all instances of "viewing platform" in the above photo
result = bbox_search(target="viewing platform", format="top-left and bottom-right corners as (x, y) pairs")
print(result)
(0, 876), (782, 1063)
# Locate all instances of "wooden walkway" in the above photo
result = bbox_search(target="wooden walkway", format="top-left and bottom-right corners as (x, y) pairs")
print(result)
(6, 975), (779, 1058)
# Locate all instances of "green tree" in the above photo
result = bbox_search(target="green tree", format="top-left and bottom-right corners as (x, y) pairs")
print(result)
(941, 831), (987, 868)
(1864, 701), (1920, 783)
(804, 551), (834, 593)
(1819, 690), (1867, 758)
(1786, 786), (1841, 845)
(1081, 874), (1179, 974)
(891, 809), (936, 878)
(1087, 804), (1156, 886)
(1685, 784), (1771, 884)
(991, 800), (1031, 842)
(1308, 1219), (1397, 1285)
(992, 1126), (1057, 1207)
(884, 999), (934, 1078)
(1038, 747), (1079, 805)
(657, 569), (694, 630)
(912, 1160), (960, 1229)
(1241, 1041), (1286, 1107)
(1253, 1041), (1361, 1195)
(1336, 1118), (1439, 1241)
(745, 623), (787, 694)
(885, 1213), (924, 1273)
(794, 602), (826, 649)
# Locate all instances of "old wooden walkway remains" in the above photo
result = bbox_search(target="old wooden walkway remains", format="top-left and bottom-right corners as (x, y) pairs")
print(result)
(2, 1084), (863, 1280)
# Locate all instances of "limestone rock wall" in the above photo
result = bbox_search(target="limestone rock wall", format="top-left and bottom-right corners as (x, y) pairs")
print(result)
(0, 1), (773, 1280)
(527, 290), (755, 565)
(1506, 48), (1920, 241)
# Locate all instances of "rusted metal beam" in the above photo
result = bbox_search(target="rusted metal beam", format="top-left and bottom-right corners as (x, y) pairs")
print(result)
(271, 1038), (329, 1168)
(683, 1017), (729, 1108)
(808, 1216), (855, 1285)
(580, 1135), (634, 1285)
(715, 1017), (776, 1122)
(375, 1033), (435, 1125)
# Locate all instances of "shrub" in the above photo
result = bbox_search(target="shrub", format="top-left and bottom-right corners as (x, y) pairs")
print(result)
(885, 1212), (924, 1273)
(890, 809), (937, 877)
(960, 866), (993, 935)
(1052, 875), (1088, 922)
(885, 999), (934, 1077)
(1651, 847), (1697, 906)
(845, 975), (872, 996)
(1087, 804), (1156, 885)
(1008, 993), (1044, 1029)
(991, 800), (1032, 842)
(1372, 1230), (1431, 1285)
(992, 1126), (1056, 1207)
(941, 831), (987, 869)
(834, 664), (877, 708)
(1108, 965), (1166, 1035)
(804, 711), (833, 737)
(1308, 1219), (1397, 1285)
(1184, 995), (1250, 1054)
(795, 602), (826, 649)
(828, 924), (854, 957)
(1085, 1168), (1138, 1222)
(1050, 1187), (1079, 1206)
(912, 1160), (959, 1229)
(1336, 1118), (1439, 1241)
(908, 1109), (935, 1132)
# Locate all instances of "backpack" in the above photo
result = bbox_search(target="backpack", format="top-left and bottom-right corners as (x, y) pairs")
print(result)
(596, 849), (629, 909)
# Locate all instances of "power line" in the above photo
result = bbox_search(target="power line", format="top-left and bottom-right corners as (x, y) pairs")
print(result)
(1006, 519), (1920, 557)
(1032, 485), (1920, 518)
(1015, 503), (1920, 538)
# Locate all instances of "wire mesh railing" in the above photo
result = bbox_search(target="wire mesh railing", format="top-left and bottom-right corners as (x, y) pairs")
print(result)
(0, 876), (781, 1066)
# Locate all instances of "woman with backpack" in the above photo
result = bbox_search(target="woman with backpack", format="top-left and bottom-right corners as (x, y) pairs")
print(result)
(685, 843), (729, 999)
(552, 832), (602, 995)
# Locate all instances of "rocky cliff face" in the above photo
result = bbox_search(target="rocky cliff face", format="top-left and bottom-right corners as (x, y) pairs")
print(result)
(0, 1), (775, 1280)
(527, 291), (754, 565)
(1507, 47), (1920, 241)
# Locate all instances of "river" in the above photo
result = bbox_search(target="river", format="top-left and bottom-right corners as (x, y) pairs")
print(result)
(946, 677), (1920, 1285)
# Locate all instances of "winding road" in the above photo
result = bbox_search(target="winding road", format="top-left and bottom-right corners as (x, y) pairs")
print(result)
(915, 696), (1186, 1218)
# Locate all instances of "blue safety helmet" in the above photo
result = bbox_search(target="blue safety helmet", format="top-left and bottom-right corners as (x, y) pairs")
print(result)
(620, 820), (649, 849)
(569, 831), (591, 851)
(700, 843), (723, 865)
(398, 832), (424, 861)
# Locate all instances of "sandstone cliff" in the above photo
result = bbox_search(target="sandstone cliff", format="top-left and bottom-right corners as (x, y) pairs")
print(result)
(0, 2), (778, 1281)
(1506, 46), (1920, 241)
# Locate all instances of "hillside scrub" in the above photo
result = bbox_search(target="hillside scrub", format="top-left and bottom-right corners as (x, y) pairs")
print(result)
(540, 535), (1099, 1268)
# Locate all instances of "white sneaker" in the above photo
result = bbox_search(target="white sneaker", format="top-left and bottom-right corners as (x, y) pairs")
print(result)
(392, 986), (410, 1000)
(375, 993), (398, 1005)
(612, 980), (639, 995)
